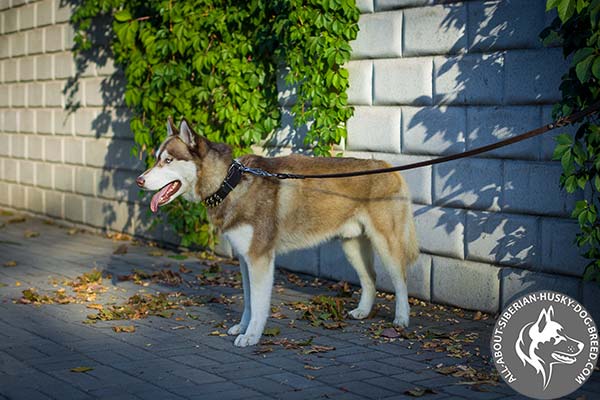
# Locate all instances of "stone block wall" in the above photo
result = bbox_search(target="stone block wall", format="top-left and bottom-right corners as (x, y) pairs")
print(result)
(0, 0), (596, 317)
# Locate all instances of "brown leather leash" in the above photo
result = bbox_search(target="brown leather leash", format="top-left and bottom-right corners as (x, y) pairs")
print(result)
(240, 101), (600, 180)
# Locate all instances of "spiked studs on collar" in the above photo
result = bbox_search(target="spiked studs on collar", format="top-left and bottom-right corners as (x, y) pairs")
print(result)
(203, 160), (245, 208)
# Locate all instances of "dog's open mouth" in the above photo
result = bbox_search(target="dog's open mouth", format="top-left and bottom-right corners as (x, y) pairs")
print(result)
(150, 180), (182, 213)
(552, 351), (577, 364)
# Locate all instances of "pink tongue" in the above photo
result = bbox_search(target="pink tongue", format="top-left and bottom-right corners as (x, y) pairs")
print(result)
(150, 184), (173, 213)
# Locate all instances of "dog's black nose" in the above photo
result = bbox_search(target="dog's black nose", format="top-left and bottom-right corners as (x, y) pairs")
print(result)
(136, 176), (145, 188)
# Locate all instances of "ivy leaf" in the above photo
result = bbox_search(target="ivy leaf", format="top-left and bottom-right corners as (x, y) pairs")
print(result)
(115, 9), (132, 22)
(592, 56), (600, 79)
(557, 0), (576, 22)
(576, 55), (594, 83)
(573, 47), (595, 64)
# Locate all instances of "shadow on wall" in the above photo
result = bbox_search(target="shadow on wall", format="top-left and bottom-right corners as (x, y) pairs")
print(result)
(414, 0), (584, 301)
(60, 1), (163, 242)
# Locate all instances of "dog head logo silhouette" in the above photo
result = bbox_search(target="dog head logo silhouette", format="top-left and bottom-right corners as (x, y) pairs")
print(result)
(515, 305), (584, 390)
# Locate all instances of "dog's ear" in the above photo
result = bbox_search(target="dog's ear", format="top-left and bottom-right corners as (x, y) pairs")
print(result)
(535, 307), (552, 333)
(179, 118), (198, 148)
(167, 116), (178, 136)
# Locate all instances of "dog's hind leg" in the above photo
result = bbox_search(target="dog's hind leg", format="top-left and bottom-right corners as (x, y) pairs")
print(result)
(234, 252), (275, 347)
(228, 258), (251, 335)
(342, 236), (376, 320)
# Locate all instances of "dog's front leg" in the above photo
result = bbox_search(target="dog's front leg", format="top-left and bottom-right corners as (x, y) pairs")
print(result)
(234, 253), (275, 347)
(228, 258), (251, 335)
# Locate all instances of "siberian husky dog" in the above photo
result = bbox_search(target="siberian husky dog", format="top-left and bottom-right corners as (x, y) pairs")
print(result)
(136, 118), (419, 347)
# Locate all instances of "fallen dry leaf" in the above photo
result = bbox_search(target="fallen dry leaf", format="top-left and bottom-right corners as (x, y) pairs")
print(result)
(113, 325), (136, 333)
(473, 311), (483, 321)
(70, 366), (94, 373)
(405, 387), (437, 397)
(7, 216), (25, 223)
(179, 265), (192, 274)
(148, 250), (164, 257)
(24, 230), (39, 238)
(304, 365), (323, 371)
(113, 244), (128, 255)
(3, 260), (17, 267)
(263, 327), (281, 337)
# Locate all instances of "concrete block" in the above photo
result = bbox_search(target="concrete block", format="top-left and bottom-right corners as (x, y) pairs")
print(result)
(53, 164), (73, 191)
(64, 193), (84, 223)
(26, 135), (44, 160)
(45, 190), (63, 218)
(276, 247), (320, 276)
(433, 157), (502, 211)
(63, 24), (75, 51)
(85, 197), (134, 233)
(467, 106), (541, 160)
(20, 3), (35, 30)
(44, 25), (63, 52)
(342, 151), (433, 204)
(54, 109), (74, 135)
(26, 187), (44, 213)
(0, 36), (9, 59)
(0, 179), (8, 205)
(20, 109), (35, 133)
(374, 253), (432, 300)
(10, 184), (26, 209)
(402, 106), (466, 155)
(19, 160), (35, 185)
(20, 57), (35, 81)
(373, 58), (433, 106)
(374, 0), (434, 11)
(10, 32), (27, 57)
(505, 48), (568, 104)
(500, 268), (581, 307)
(44, 81), (63, 107)
(95, 57), (117, 77)
(540, 218), (587, 277)
(4, 109), (18, 131)
(10, 83), (26, 107)
(63, 137), (84, 164)
(4, 159), (17, 182)
(350, 11), (402, 59)
(0, 84), (8, 107)
(346, 106), (401, 153)
(11, 134), (26, 158)
(356, 0), (374, 13)
(503, 161), (578, 217)
(346, 60), (372, 105)
(276, 67), (296, 107)
(105, 108), (131, 138)
(582, 282), (600, 329)
(54, 52), (75, 79)
(74, 108), (97, 136)
(74, 166), (96, 196)
(403, 4), (467, 56)
(4, 58), (18, 82)
(466, 211), (539, 267)
(96, 168), (139, 202)
(44, 136), (62, 162)
(431, 256), (501, 312)
(36, 0), (54, 27)
(469, 0), (546, 52)
(413, 204), (465, 259)
(36, 109), (54, 134)
(434, 53), (504, 105)
(55, 0), (72, 23)
(27, 82), (44, 107)
(318, 239), (360, 284)
(27, 28), (44, 55)
(36, 55), (54, 80)
(84, 77), (104, 106)
(35, 162), (53, 189)
(0, 133), (10, 156)
(4, 8), (18, 33)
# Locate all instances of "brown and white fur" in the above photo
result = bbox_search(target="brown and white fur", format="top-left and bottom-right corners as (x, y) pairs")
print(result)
(137, 119), (420, 347)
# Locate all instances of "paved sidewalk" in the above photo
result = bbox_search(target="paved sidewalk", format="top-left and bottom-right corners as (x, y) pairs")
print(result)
(0, 212), (598, 400)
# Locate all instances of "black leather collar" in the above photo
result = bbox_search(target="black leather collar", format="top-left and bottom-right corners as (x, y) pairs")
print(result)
(203, 160), (244, 208)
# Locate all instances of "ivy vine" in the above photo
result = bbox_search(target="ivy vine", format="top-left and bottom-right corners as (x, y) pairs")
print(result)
(71, 0), (359, 248)
(542, 0), (600, 283)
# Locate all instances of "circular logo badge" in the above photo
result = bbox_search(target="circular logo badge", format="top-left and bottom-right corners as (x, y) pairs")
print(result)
(491, 290), (598, 399)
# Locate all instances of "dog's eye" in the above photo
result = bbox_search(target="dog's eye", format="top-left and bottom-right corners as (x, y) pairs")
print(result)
(165, 158), (173, 164)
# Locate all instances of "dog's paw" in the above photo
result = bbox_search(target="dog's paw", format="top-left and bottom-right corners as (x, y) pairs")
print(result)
(227, 324), (247, 336)
(349, 308), (370, 320)
(234, 333), (261, 347)
(393, 315), (409, 328)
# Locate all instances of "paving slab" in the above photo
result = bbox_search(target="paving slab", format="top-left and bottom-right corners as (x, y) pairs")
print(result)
(0, 212), (598, 399)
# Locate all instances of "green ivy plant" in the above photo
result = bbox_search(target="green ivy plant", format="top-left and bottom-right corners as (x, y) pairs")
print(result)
(542, 0), (600, 283)
(71, 0), (359, 249)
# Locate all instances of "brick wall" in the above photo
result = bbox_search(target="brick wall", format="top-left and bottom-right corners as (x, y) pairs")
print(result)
(0, 0), (596, 316)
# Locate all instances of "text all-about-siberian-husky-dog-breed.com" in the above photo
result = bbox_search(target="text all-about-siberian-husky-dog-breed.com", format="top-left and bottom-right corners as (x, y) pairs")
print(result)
(136, 118), (419, 347)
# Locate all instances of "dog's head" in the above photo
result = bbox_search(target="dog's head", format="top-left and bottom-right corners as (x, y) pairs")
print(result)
(136, 118), (203, 212)
(515, 306), (584, 389)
